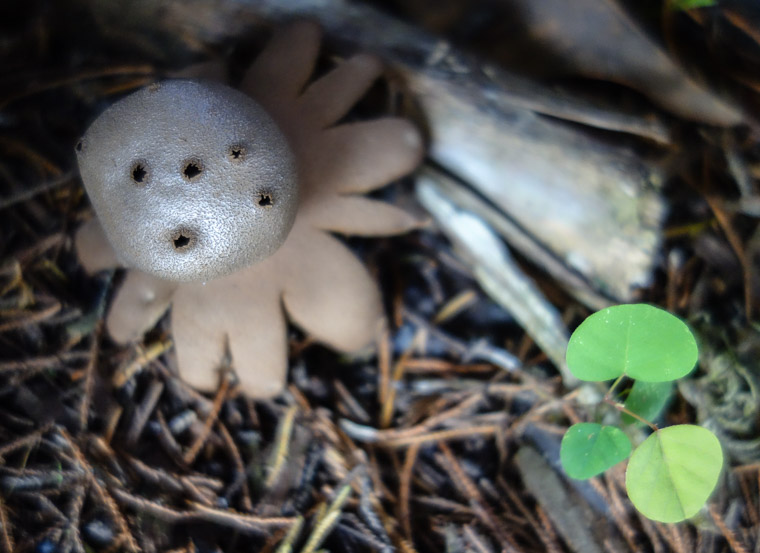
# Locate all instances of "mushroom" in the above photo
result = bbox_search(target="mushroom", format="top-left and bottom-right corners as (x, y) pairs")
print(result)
(76, 22), (424, 397)
(77, 80), (298, 283)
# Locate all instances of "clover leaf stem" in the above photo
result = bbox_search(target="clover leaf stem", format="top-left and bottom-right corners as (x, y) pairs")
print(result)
(602, 396), (659, 432)
(603, 374), (625, 401)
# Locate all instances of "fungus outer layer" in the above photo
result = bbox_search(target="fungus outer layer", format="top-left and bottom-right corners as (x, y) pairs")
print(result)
(75, 22), (425, 397)
(76, 80), (298, 283)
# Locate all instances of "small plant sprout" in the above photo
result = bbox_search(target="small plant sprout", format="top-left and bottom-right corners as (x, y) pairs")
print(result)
(670, 0), (717, 11)
(560, 304), (723, 523)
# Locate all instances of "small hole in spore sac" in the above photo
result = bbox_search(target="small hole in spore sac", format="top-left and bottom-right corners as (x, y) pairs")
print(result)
(228, 145), (245, 162)
(258, 193), (273, 207)
(130, 161), (148, 185)
(182, 159), (203, 180)
(171, 229), (196, 251)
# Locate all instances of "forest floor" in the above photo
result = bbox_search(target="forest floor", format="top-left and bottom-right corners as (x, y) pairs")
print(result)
(0, 1), (759, 552)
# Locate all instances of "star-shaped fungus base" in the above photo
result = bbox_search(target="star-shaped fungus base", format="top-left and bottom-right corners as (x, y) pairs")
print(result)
(76, 22), (424, 397)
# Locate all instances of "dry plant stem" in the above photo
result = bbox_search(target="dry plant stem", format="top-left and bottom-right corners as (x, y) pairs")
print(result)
(376, 324), (392, 411)
(534, 507), (563, 553)
(380, 339), (416, 428)
(58, 430), (140, 553)
(338, 516), (391, 553)
(400, 359), (494, 374)
(63, 486), (87, 553)
(398, 442), (420, 541)
(182, 372), (231, 465)
(724, 9), (760, 45)
(0, 172), (74, 211)
(0, 136), (63, 176)
(112, 339), (173, 388)
(0, 300), (61, 333)
(0, 496), (14, 553)
(110, 488), (294, 534)
(126, 379), (164, 445)
(604, 468), (638, 551)
(499, 477), (559, 553)
(438, 443), (518, 551)
(273, 516), (304, 553)
(736, 471), (760, 526)
(78, 323), (101, 432)
(433, 289), (478, 323)
(462, 525), (494, 553)
(334, 380), (371, 423)
(709, 503), (751, 553)
(639, 517), (666, 553)
(342, 419), (500, 448)
(516, 447), (604, 553)
(126, 456), (189, 496)
(190, 502), (295, 534)
(402, 308), (520, 372)
(0, 64), (155, 109)
(703, 191), (755, 321)
(300, 484), (352, 553)
(0, 423), (53, 459)
(357, 476), (394, 551)
(217, 421), (254, 511)
(155, 410), (189, 468)
(266, 405), (297, 489)
(658, 521), (689, 553)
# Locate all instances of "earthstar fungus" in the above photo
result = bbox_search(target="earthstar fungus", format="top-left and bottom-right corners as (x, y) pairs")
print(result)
(76, 23), (424, 397)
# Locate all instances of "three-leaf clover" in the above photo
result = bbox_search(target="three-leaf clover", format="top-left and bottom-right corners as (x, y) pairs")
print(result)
(560, 304), (723, 523)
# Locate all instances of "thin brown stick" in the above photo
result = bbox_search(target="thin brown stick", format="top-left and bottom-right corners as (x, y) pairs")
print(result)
(0, 352), (91, 372)
(639, 516), (665, 553)
(499, 476), (556, 551)
(703, 190), (754, 321)
(113, 339), (173, 389)
(0, 64), (155, 109)
(534, 507), (564, 553)
(78, 324), (101, 432)
(736, 472), (760, 527)
(58, 429), (140, 553)
(0, 423), (53, 459)
(63, 486), (87, 553)
(190, 502), (296, 533)
(400, 358), (495, 375)
(110, 488), (295, 534)
(217, 421), (254, 511)
(438, 443), (518, 552)
(0, 495), (15, 553)
(265, 405), (297, 489)
(724, 9), (760, 45)
(462, 524), (495, 553)
(384, 425), (500, 448)
(603, 468), (639, 551)
(0, 173), (74, 211)
(154, 410), (188, 468)
(342, 392), (487, 445)
(0, 300), (61, 333)
(398, 442), (420, 541)
(657, 521), (687, 553)
(126, 379), (164, 445)
(709, 503), (750, 553)
(377, 322), (392, 410)
(182, 373), (231, 465)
